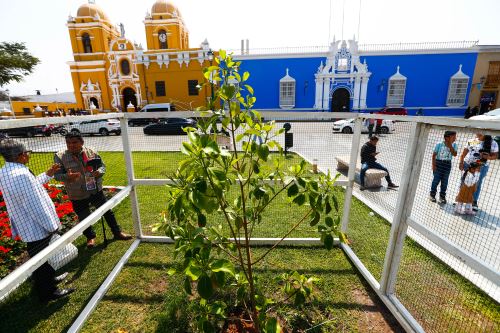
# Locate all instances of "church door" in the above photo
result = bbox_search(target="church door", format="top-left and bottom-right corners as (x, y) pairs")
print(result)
(331, 88), (350, 112)
(122, 88), (137, 110)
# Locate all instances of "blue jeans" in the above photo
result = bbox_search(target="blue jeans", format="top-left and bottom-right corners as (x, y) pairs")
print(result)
(360, 161), (392, 186)
(463, 162), (489, 203)
(430, 160), (452, 198)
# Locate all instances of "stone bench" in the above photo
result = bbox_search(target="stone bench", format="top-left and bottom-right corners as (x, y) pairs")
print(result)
(335, 156), (388, 188)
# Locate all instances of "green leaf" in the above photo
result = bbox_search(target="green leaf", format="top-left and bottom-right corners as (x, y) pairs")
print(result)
(325, 216), (333, 227)
(287, 183), (299, 197)
(325, 199), (332, 214)
(252, 160), (260, 174)
(265, 317), (281, 333)
(198, 214), (207, 227)
(309, 212), (320, 226)
(242, 71), (250, 81)
(292, 194), (306, 206)
(294, 292), (306, 306)
(211, 271), (225, 288)
(185, 263), (203, 281)
(197, 273), (214, 299)
(257, 145), (269, 161)
(167, 268), (177, 276)
(184, 277), (192, 295)
(219, 49), (227, 59)
(324, 234), (334, 250)
(210, 259), (235, 276)
(245, 84), (254, 95)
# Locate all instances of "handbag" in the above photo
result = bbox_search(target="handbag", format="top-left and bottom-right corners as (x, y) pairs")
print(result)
(48, 234), (78, 271)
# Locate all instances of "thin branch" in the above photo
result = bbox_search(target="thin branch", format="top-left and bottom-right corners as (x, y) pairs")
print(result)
(252, 208), (313, 265)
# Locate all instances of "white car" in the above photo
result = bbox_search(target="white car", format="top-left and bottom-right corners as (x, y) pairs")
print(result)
(469, 108), (500, 121)
(65, 119), (121, 136)
(332, 118), (395, 134)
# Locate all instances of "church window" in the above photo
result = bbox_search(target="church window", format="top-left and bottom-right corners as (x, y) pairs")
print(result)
(120, 59), (131, 75)
(158, 29), (168, 49)
(188, 80), (199, 96)
(386, 66), (406, 106)
(82, 33), (92, 53)
(279, 68), (296, 108)
(156, 81), (166, 96)
(446, 65), (469, 106)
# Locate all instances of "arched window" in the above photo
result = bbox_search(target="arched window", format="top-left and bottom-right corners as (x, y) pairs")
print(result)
(386, 66), (406, 106)
(158, 29), (168, 49)
(82, 33), (92, 53)
(279, 68), (296, 108)
(120, 59), (131, 75)
(447, 64), (469, 106)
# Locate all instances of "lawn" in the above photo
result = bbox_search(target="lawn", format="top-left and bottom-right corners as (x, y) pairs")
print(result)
(0, 151), (498, 332)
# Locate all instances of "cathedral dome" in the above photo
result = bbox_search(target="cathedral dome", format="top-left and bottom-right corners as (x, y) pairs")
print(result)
(151, 0), (181, 17)
(76, 3), (110, 21)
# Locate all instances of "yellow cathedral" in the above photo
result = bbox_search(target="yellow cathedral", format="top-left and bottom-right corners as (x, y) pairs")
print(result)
(67, 0), (212, 113)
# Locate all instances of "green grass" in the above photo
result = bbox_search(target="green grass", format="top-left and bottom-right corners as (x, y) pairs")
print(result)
(0, 151), (498, 332)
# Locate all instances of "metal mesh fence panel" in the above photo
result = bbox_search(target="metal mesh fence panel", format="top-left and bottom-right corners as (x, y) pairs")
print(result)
(345, 119), (414, 281)
(394, 125), (500, 332)
(0, 116), (134, 332)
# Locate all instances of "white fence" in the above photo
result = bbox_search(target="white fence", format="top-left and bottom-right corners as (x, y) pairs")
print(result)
(0, 112), (498, 332)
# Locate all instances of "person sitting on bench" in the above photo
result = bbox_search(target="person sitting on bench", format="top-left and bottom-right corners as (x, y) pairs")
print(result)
(359, 136), (398, 191)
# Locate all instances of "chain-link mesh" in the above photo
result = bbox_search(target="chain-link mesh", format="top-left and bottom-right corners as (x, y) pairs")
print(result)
(0, 116), (134, 332)
(394, 125), (500, 332)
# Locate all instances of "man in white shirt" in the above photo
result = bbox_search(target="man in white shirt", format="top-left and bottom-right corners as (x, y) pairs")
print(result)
(459, 134), (499, 211)
(0, 139), (75, 302)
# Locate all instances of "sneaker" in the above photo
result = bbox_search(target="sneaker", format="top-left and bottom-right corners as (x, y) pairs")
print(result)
(359, 186), (366, 191)
(472, 202), (479, 212)
(429, 196), (437, 203)
(387, 183), (399, 189)
(439, 197), (447, 204)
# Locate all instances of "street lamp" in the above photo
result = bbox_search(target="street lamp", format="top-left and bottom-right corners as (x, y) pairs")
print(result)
(5, 89), (15, 119)
(207, 49), (215, 102)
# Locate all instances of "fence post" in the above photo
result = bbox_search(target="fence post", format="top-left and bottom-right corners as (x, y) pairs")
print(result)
(341, 117), (363, 233)
(120, 118), (143, 238)
(380, 122), (430, 295)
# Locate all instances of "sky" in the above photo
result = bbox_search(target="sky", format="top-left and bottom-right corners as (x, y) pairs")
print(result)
(1, 0), (499, 96)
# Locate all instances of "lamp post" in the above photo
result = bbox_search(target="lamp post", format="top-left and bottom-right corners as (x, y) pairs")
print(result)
(5, 89), (15, 119)
(207, 49), (214, 102)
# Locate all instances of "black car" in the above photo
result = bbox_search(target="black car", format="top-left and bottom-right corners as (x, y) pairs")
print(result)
(143, 118), (197, 135)
(0, 125), (52, 138)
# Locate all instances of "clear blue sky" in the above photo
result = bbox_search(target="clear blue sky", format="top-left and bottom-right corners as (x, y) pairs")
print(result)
(1, 0), (499, 96)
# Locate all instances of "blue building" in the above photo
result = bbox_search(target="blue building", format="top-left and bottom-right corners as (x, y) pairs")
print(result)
(234, 40), (478, 116)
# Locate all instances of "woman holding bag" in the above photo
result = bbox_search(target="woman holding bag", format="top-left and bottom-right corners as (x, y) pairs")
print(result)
(0, 139), (75, 303)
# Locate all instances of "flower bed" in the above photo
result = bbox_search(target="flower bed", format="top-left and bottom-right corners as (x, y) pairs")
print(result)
(0, 186), (119, 278)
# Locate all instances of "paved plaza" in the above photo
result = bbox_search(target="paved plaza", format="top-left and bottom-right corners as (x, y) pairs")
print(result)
(19, 121), (499, 299)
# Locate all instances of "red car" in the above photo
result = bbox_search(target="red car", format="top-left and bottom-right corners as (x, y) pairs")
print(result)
(376, 107), (408, 116)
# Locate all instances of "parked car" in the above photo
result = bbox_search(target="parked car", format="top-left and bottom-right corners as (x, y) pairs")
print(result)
(128, 103), (171, 126)
(469, 108), (500, 121)
(494, 136), (500, 159)
(0, 125), (52, 138)
(332, 118), (395, 134)
(376, 107), (408, 116)
(143, 118), (197, 135)
(64, 119), (121, 136)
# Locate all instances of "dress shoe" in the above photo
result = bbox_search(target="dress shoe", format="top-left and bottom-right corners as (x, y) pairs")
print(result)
(86, 238), (96, 248)
(113, 232), (133, 240)
(49, 288), (75, 301)
(54, 272), (69, 284)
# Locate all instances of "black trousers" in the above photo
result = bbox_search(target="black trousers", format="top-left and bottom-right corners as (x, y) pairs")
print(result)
(26, 235), (57, 301)
(71, 191), (121, 240)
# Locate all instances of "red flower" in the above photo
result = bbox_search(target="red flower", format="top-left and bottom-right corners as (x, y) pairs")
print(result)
(0, 202), (5, 207)
(0, 246), (11, 254)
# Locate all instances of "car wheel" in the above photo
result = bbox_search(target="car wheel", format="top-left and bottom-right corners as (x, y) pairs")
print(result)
(43, 131), (52, 137)
(342, 127), (353, 134)
(26, 131), (35, 138)
(71, 129), (80, 134)
(99, 128), (109, 136)
(380, 126), (389, 134)
(115, 131), (121, 136)
(59, 129), (68, 136)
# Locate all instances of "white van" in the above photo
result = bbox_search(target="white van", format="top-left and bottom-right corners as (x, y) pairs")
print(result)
(128, 103), (172, 126)
(140, 103), (171, 112)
